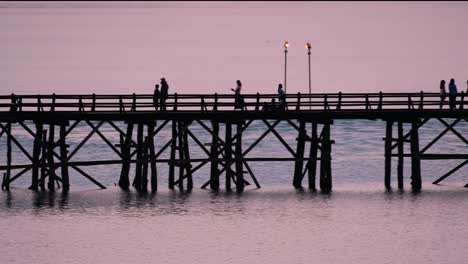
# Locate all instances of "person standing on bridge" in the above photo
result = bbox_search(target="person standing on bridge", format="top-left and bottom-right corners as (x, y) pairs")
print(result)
(448, 78), (458, 110)
(153, 84), (160, 111)
(439, 80), (446, 109)
(160, 78), (169, 111)
(231, 80), (243, 110)
(277, 83), (286, 110)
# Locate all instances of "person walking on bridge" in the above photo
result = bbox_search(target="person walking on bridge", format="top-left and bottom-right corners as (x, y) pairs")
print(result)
(439, 80), (446, 109)
(277, 83), (286, 110)
(448, 78), (458, 110)
(160, 78), (169, 111)
(231, 80), (243, 110)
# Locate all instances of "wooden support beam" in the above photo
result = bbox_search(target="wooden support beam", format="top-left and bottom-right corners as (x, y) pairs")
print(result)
(242, 120), (281, 157)
(47, 124), (56, 191)
(262, 119), (297, 158)
(384, 120), (393, 190)
(410, 120), (421, 191)
(183, 121), (193, 190)
(71, 165), (106, 189)
(437, 118), (468, 144)
(225, 122), (233, 191)
(235, 121), (244, 193)
(29, 122), (43, 190)
(39, 130), (47, 190)
(397, 122), (404, 189)
(148, 122), (158, 192)
(59, 124), (69, 192)
(141, 136), (149, 192)
(177, 121), (185, 191)
(3, 123), (12, 191)
(118, 121), (133, 190)
(209, 121), (220, 190)
(242, 160), (260, 188)
(391, 118), (429, 150)
(421, 119), (461, 154)
(308, 122), (318, 190)
(320, 123), (332, 192)
(168, 120), (177, 189)
(433, 160), (468, 184)
(67, 121), (104, 162)
(293, 120), (306, 188)
(133, 123), (144, 190)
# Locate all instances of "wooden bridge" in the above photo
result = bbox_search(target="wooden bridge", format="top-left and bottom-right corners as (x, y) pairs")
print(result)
(0, 92), (467, 193)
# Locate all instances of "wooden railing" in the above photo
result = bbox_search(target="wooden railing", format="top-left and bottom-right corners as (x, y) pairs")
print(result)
(0, 92), (466, 112)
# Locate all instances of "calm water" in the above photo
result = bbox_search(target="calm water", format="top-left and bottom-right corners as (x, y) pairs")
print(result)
(1, 2), (468, 264)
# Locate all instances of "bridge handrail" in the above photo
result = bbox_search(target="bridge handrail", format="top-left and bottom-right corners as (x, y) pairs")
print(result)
(0, 92), (466, 112)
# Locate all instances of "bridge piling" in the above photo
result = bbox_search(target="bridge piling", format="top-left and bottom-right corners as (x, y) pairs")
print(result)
(320, 122), (332, 193)
(225, 122), (233, 191)
(235, 121), (244, 193)
(410, 120), (422, 191)
(209, 121), (220, 190)
(397, 122), (404, 189)
(308, 122), (318, 190)
(384, 120), (393, 190)
(293, 120), (306, 188)
(118, 121), (133, 190)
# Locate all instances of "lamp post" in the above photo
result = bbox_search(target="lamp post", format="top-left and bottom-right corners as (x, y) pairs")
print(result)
(306, 42), (311, 110)
(284, 41), (289, 94)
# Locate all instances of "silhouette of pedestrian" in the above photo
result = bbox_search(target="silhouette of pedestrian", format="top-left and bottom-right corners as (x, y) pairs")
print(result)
(439, 80), (446, 109)
(277, 83), (286, 110)
(153, 84), (160, 111)
(270, 98), (277, 111)
(160, 78), (169, 111)
(231, 80), (243, 110)
(448, 78), (457, 110)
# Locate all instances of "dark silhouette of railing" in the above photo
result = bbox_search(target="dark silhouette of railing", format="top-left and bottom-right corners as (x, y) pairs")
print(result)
(1, 92), (466, 113)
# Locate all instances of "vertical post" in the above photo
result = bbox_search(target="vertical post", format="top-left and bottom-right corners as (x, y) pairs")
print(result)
(384, 120), (393, 190)
(118, 121), (133, 190)
(308, 122), (318, 189)
(134, 123), (144, 190)
(40, 130), (47, 190)
(59, 124), (69, 192)
(410, 120), (422, 191)
(209, 121), (220, 190)
(5, 123), (12, 191)
(225, 122), (232, 191)
(47, 124), (55, 191)
(168, 120), (177, 189)
(320, 122), (332, 192)
(141, 136), (149, 192)
(183, 122), (193, 190)
(397, 122), (404, 189)
(235, 121), (244, 193)
(284, 41), (288, 94)
(293, 120), (306, 188)
(177, 121), (185, 191)
(30, 122), (43, 190)
(148, 122), (158, 192)
(307, 43), (312, 110)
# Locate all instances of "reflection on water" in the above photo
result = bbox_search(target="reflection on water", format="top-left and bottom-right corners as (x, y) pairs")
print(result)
(1, 185), (468, 264)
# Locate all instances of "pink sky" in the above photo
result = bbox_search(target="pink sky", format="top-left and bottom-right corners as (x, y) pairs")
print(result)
(1, 1), (468, 94)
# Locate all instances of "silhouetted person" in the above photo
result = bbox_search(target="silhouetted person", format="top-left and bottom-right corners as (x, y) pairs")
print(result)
(439, 80), (446, 109)
(9, 93), (17, 112)
(448, 78), (457, 110)
(231, 80), (243, 110)
(160, 78), (169, 111)
(270, 98), (277, 111)
(277, 83), (286, 110)
(153, 84), (160, 111)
